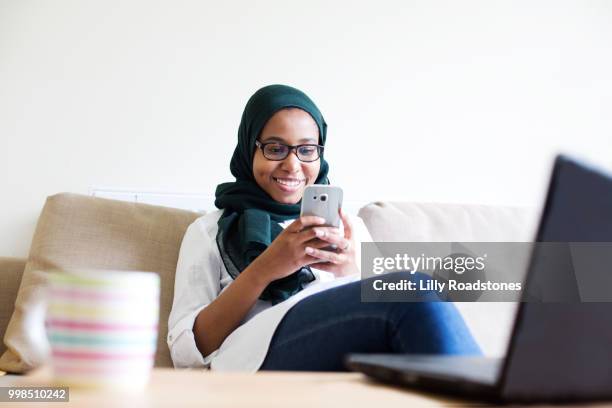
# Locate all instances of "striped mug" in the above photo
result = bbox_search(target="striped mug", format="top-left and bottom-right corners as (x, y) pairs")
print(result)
(45, 270), (160, 390)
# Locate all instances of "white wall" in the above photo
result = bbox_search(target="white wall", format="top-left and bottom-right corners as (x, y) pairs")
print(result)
(1, 0), (611, 257)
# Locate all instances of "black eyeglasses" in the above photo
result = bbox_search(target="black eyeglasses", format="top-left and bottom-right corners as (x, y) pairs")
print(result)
(255, 140), (324, 162)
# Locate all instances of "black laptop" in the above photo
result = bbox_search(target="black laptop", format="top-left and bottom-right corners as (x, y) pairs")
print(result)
(346, 155), (612, 403)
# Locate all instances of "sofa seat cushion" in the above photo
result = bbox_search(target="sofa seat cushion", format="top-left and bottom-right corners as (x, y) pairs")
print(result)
(0, 193), (199, 373)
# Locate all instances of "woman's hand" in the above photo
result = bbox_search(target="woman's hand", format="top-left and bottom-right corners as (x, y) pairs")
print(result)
(247, 215), (330, 285)
(304, 209), (359, 278)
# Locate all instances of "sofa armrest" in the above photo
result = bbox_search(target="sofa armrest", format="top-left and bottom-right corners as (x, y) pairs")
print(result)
(0, 258), (26, 357)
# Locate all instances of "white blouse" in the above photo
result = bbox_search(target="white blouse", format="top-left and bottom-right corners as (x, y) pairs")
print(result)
(167, 209), (372, 372)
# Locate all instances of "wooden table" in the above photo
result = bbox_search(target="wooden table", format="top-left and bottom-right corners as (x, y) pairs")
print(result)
(1, 367), (473, 407)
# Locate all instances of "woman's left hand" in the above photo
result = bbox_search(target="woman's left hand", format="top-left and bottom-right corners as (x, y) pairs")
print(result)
(304, 208), (359, 277)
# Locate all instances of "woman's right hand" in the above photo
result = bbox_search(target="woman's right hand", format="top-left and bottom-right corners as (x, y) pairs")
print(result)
(246, 215), (333, 285)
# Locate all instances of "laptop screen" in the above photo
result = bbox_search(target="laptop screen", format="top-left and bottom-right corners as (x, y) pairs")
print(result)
(501, 155), (612, 401)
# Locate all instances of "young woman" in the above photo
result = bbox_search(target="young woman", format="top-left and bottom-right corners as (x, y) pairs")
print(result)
(168, 84), (480, 371)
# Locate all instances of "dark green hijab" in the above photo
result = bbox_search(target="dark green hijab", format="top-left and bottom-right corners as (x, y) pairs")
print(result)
(215, 84), (330, 304)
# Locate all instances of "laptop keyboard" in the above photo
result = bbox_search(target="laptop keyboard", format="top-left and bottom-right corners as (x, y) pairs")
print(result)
(350, 354), (503, 385)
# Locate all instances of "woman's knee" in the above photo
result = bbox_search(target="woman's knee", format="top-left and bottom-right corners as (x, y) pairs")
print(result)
(363, 273), (481, 355)
(396, 301), (482, 355)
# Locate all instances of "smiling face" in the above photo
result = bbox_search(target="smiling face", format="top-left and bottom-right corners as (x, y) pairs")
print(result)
(253, 108), (321, 204)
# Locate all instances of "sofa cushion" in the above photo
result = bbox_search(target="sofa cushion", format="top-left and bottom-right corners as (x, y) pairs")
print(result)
(0, 193), (199, 373)
(358, 201), (536, 242)
(358, 201), (537, 357)
(0, 258), (26, 359)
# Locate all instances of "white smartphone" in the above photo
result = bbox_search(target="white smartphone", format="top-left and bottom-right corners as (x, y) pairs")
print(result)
(300, 185), (343, 228)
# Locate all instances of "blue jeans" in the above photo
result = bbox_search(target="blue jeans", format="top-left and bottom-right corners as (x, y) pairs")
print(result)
(260, 272), (481, 371)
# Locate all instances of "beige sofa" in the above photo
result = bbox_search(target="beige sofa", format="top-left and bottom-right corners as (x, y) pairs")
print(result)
(0, 193), (535, 381)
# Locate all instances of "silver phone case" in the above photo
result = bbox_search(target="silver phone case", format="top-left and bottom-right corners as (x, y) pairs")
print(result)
(300, 185), (343, 227)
